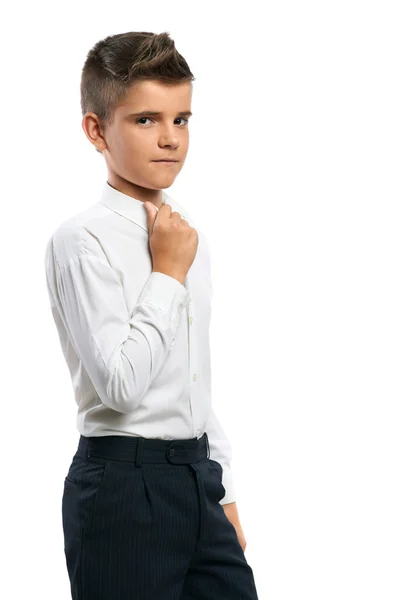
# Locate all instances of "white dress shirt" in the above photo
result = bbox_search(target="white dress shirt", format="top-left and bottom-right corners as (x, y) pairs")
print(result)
(44, 181), (235, 505)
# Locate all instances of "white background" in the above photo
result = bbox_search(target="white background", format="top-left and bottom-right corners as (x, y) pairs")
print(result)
(1, 1), (399, 598)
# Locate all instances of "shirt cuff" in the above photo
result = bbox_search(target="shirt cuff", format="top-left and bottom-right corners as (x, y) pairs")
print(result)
(136, 271), (191, 320)
(219, 466), (236, 505)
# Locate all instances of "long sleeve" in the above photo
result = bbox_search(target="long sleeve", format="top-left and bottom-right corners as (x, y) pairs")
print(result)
(201, 238), (236, 504)
(206, 407), (236, 505)
(45, 242), (190, 413)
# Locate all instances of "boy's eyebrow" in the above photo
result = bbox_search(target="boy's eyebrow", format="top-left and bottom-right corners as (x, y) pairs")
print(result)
(126, 110), (193, 118)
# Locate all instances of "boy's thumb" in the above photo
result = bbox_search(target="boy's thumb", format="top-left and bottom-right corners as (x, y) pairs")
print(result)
(143, 201), (158, 233)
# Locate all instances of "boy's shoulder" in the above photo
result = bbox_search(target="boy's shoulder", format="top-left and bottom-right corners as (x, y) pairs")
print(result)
(44, 202), (106, 270)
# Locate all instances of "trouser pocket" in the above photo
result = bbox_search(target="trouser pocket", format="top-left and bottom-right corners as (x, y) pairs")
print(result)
(62, 455), (108, 560)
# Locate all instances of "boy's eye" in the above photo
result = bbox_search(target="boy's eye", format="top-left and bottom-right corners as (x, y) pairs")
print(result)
(136, 117), (189, 126)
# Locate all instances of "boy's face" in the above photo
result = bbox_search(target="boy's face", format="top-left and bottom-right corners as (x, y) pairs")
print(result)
(87, 80), (192, 194)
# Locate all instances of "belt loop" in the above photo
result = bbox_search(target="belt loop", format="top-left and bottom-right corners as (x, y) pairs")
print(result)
(86, 437), (91, 459)
(135, 438), (144, 467)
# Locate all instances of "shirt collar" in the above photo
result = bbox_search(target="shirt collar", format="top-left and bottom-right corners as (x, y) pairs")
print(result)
(98, 181), (192, 232)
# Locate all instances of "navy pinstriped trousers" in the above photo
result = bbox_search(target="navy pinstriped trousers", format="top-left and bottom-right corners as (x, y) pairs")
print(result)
(62, 431), (259, 599)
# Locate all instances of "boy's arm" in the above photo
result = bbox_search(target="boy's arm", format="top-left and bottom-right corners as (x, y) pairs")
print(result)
(44, 235), (190, 413)
(201, 237), (236, 504)
(205, 406), (236, 505)
(206, 408), (246, 548)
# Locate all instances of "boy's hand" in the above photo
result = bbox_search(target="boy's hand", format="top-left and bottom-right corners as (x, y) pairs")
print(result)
(222, 502), (247, 552)
(143, 201), (198, 284)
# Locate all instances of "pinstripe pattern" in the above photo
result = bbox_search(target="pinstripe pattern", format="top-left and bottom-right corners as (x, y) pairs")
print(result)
(62, 433), (259, 599)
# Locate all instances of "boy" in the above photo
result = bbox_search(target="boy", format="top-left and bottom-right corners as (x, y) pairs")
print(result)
(44, 30), (259, 599)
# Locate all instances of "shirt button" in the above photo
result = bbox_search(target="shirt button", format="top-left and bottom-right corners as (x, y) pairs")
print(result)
(189, 316), (193, 325)
(192, 373), (197, 381)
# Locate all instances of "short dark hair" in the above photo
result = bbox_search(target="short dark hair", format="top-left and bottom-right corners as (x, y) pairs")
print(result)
(80, 30), (195, 133)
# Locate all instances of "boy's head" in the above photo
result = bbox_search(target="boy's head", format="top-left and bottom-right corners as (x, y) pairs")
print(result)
(80, 31), (195, 200)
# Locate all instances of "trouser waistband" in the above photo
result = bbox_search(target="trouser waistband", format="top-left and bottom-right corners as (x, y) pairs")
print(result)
(77, 432), (210, 467)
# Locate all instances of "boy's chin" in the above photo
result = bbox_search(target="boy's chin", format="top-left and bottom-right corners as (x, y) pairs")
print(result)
(150, 176), (177, 189)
